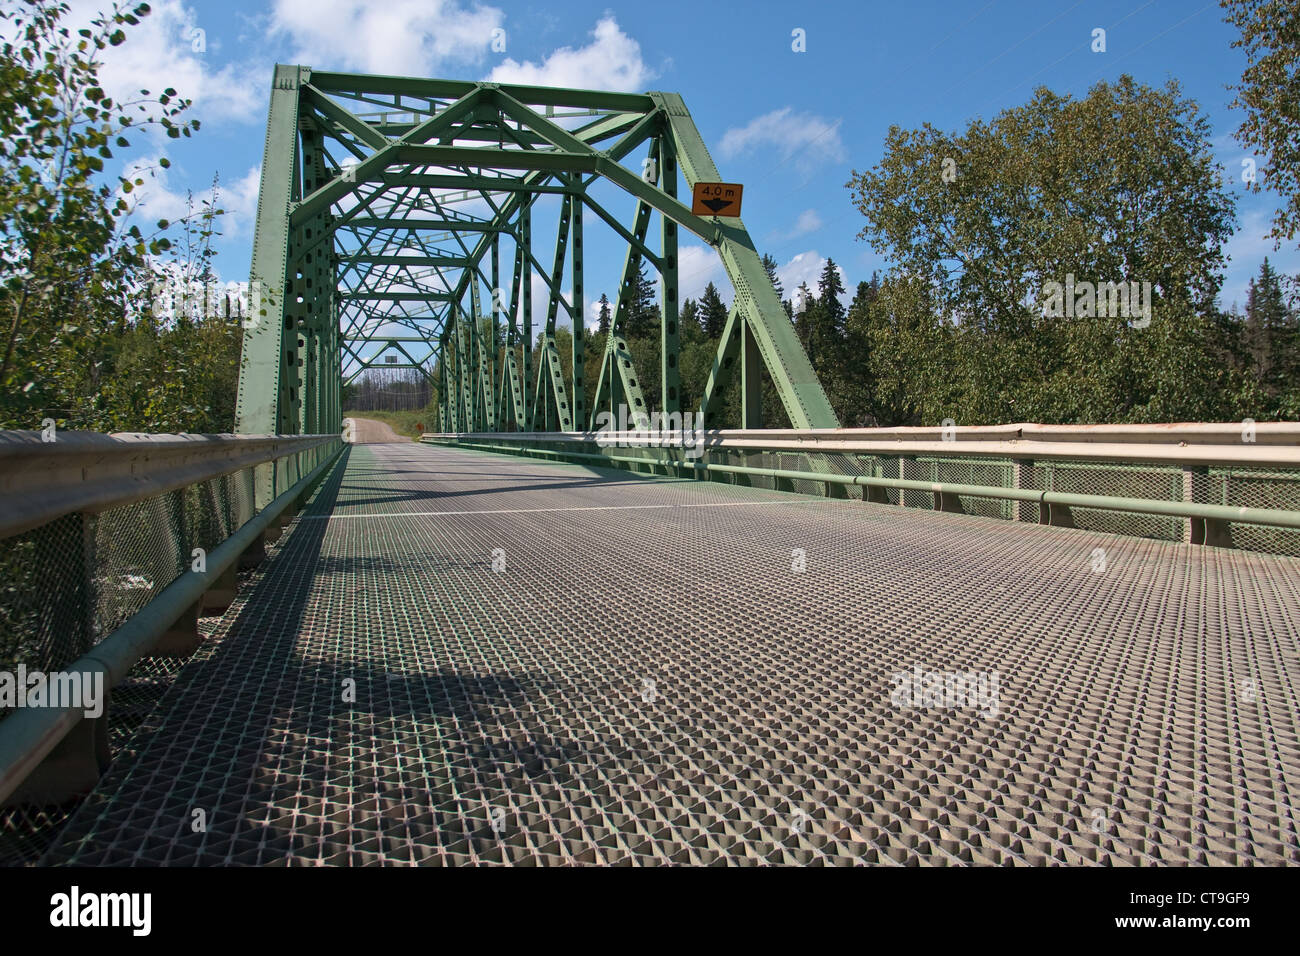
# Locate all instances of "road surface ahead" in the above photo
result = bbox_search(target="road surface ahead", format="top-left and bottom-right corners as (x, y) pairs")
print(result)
(41, 442), (1300, 865)
(346, 416), (406, 443)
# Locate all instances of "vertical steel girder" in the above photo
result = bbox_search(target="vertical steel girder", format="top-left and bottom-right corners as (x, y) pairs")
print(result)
(658, 136), (681, 420)
(589, 192), (654, 430)
(235, 66), (837, 455)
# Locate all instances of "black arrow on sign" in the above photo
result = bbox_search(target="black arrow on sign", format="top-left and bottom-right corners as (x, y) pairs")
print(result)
(701, 197), (734, 213)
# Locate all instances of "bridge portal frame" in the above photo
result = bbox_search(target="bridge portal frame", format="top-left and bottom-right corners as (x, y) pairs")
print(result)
(235, 65), (838, 504)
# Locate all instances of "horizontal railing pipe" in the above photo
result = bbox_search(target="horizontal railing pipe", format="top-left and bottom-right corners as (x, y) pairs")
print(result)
(0, 431), (340, 540)
(0, 441), (344, 806)
(423, 424), (1300, 467)
(424, 435), (1300, 534)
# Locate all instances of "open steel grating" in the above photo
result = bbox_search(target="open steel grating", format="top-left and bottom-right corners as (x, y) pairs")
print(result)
(33, 442), (1300, 866)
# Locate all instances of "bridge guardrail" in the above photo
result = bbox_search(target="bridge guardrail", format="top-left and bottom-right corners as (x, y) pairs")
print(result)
(0, 431), (345, 810)
(421, 424), (1300, 556)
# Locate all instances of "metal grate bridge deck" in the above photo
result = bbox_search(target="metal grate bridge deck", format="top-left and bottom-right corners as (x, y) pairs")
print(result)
(42, 442), (1300, 865)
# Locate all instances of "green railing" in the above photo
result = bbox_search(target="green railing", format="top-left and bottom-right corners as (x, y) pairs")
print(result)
(421, 423), (1300, 556)
(0, 430), (344, 813)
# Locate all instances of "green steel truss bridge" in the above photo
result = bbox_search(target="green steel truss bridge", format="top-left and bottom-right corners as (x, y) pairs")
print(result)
(235, 65), (834, 462)
(2, 68), (1300, 867)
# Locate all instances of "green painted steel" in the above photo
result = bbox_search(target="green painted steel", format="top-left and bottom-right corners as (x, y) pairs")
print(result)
(234, 66), (839, 457)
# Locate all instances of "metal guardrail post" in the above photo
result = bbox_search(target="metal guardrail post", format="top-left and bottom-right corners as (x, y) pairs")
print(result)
(865, 457), (890, 504)
(155, 599), (204, 658)
(200, 565), (238, 615)
(1183, 464), (1232, 547)
(1013, 459), (1031, 522)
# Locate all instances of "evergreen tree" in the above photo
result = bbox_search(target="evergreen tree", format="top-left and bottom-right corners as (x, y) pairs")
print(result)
(1244, 258), (1300, 413)
(622, 259), (658, 339)
(792, 281), (815, 351)
(840, 275), (881, 425)
(597, 293), (611, 335)
(761, 253), (784, 300)
(798, 259), (847, 414)
(699, 282), (729, 339)
(815, 259), (847, 346)
(679, 297), (703, 342)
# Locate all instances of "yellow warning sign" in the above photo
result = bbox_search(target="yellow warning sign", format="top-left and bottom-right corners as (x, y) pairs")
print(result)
(691, 182), (744, 217)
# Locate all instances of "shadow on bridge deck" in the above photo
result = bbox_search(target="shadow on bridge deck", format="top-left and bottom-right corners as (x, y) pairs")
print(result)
(40, 442), (1300, 865)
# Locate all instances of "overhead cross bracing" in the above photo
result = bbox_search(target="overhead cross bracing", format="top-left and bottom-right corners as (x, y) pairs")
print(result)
(234, 66), (838, 483)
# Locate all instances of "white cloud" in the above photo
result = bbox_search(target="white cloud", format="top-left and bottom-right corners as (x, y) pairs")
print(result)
(218, 166), (261, 238)
(532, 273), (566, 319)
(487, 16), (655, 92)
(719, 108), (846, 172)
(502, 274), (574, 330)
(777, 250), (849, 304)
(774, 208), (823, 241)
(676, 244), (732, 305)
(66, 0), (262, 125)
(272, 0), (505, 76)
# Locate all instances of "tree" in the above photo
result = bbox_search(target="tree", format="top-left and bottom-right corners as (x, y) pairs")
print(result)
(596, 293), (611, 334)
(0, 0), (202, 430)
(1243, 258), (1300, 414)
(813, 259), (846, 349)
(838, 275), (879, 425)
(792, 281), (814, 351)
(1223, 0), (1300, 247)
(796, 259), (847, 416)
(621, 258), (658, 340)
(679, 297), (702, 342)
(845, 75), (1238, 424)
(855, 274), (957, 427)
(698, 282), (728, 340)
(761, 252), (784, 299)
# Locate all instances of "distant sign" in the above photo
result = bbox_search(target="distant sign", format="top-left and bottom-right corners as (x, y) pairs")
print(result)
(691, 182), (743, 217)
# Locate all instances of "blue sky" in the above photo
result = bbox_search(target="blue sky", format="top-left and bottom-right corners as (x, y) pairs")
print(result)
(77, 0), (1297, 332)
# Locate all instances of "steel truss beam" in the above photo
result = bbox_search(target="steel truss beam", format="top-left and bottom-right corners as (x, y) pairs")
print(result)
(236, 65), (836, 467)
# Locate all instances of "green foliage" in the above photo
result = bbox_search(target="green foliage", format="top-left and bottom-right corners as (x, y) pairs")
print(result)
(679, 297), (702, 341)
(842, 74), (1267, 425)
(761, 253), (783, 301)
(620, 259), (658, 339)
(698, 282), (727, 339)
(1223, 0), (1300, 246)
(595, 292), (611, 334)
(1242, 258), (1300, 415)
(0, 0), (229, 433)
